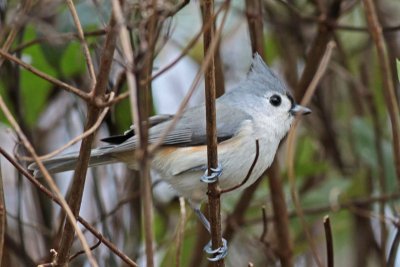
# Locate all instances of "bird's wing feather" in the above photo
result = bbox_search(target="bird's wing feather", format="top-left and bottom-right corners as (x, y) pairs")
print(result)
(101, 114), (174, 144)
(108, 103), (252, 154)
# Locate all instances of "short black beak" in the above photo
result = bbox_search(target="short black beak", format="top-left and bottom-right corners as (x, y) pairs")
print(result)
(290, 104), (312, 116)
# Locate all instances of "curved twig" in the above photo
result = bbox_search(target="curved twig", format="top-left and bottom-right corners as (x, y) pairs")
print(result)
(221, 140), (260, 194)
(0, 147), (138, 267)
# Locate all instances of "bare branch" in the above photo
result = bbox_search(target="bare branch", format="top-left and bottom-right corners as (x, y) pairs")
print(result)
(0, 49), (90, 100)
(0, 96), (98, 267)
(362, 0), (400, 186)
(221, 140), (259, 194)
(65, 0), (97, 86)
(0, 148), (138, 267)
(323, 216), (334, 267)
(286, 41), (335, 267)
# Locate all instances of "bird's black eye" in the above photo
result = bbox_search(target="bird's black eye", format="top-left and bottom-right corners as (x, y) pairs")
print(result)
(269, 95), (281, 107)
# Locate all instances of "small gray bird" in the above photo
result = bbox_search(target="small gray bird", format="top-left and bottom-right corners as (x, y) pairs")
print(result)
(29, 54), (311, 260)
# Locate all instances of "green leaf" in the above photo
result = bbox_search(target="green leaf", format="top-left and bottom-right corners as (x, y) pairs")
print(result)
(60, 42), (87, 77)
(20, 27), (56, 127)
(114, 93), (132, 131)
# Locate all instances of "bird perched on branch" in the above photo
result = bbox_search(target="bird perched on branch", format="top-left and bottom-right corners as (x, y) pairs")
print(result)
(29, 53), (311, 261)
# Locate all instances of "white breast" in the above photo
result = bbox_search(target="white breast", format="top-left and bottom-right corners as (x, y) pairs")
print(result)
(151, 120), (279, 204)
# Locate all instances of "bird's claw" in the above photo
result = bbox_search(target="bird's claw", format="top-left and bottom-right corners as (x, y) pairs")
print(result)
(200, 163), (223, 183)
(203, 238), (228, 261)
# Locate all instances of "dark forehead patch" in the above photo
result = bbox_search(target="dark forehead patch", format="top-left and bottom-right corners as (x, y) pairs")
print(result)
(286, 92), (295, 108)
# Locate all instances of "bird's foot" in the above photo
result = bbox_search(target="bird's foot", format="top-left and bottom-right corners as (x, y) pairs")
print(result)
(201, 163), (223, 183)
(203, 238), (228, 261)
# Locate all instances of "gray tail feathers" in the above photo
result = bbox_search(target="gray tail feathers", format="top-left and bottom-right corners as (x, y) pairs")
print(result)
(28, 147), (117, 176)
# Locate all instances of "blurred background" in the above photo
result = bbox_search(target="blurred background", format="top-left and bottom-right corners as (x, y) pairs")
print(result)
(0, 0), (400, 266)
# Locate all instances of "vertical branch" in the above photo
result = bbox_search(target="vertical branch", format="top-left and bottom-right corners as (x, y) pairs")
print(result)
(295, 0), (342, 101)
(113, 0), (158, 265)
(0, 97), (98, 267)
(246, 1), (294, 265)
(201, 0), (224, 266)
(362, 58), (388, 267)
(266, 162), (293, 267)
(136, 1), (160, 265)
(56, 15), (118, 266)
(362, 0), (400, 187)
(323, 216), (334, 267)
(0, 0), (33, 68)
(287, 41), (335, 267)
(245, 0), (264, 59)
(388, 226), (400, 267)
(65, 0), (97, 86)
(200, 4), (225, 97)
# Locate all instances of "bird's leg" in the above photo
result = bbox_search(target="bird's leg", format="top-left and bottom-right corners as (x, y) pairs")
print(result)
(200, 163), (223, 183)
(193, 207), (228, 261)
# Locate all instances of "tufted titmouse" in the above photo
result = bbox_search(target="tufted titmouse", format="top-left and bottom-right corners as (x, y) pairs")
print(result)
(29, 53), (311, 260)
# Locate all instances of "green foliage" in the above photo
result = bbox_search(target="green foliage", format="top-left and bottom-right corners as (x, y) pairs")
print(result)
(264, 33), (279, 65)
(295, 135), (329, 178)
(20, 27), (55, 127)
(351, 118), (396, 193)
(60, 42), (87, 77)
(114, 95), (133, 131)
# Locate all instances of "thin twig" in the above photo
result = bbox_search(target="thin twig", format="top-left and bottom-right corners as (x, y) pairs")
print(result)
(56, 14), (118, 266)
(69, 238), (102, 262)
(20, 93), (114, 161)
(148, 0), (230, 154)
(0, 97), (98, 267)
(0, 148), (138, 267)
(251, 2), (294, 264)
(0, 0), (33, 68)
(286, 41), (335, 267)
(246, 0), (264, 58)
(150, 4), (224, 83)
(259, 206), (268, 242)
(266, 161), (293, 267)
(295, 0), (342, 101)
(323, 216), (334, 267)
(289, 192), (400, 219)
(362, 0), (400, 186)
(221, 140), (259, 194)
(65, 0), (97, 86)
(0, 49), (90, 100)
(95, 3), (227, 109)
(112, 0), (157, 265)
(388, 226), (400, 267)
(11, 29), (107, 53)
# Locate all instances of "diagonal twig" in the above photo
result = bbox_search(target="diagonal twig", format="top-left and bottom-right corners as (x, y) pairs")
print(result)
(0, 147), (138, 266)
(19, 93), (114, 161)
(65, 0), (97, 86)
(0, 95), (98, 267)
(362, 0), (400, 187)
(221, 140), (259, 194)
(286, 41), (335, 267)
(0, 49), (90, 100)
(56, 14), (118, 266)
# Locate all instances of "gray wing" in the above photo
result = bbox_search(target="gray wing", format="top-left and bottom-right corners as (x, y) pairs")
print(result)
(108, 102), (252, 154)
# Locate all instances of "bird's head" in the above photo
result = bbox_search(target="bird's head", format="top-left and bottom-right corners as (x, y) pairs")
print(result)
(244, 53), (311, 138)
